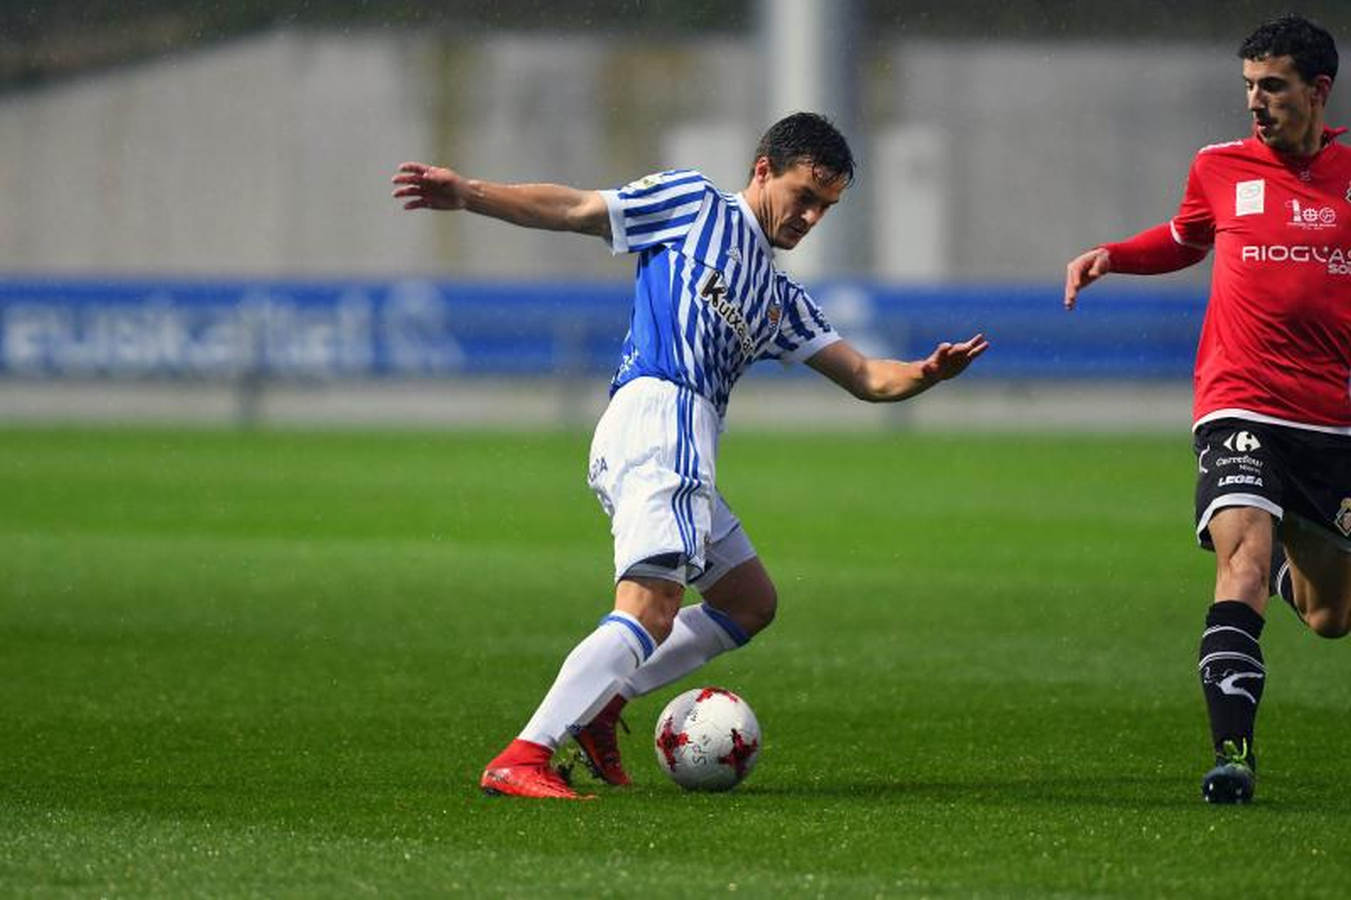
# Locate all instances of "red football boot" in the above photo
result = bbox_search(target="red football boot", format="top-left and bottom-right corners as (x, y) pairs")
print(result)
(573, 695), (632, 786)
(480, 739), (594, 800)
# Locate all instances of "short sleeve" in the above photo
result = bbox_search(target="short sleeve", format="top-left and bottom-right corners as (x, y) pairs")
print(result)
(599, 169), (711, 255)
(764, 280), (840, 365)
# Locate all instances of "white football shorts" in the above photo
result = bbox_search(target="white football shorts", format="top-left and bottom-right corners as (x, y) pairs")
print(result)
(587, 377), (755, 589)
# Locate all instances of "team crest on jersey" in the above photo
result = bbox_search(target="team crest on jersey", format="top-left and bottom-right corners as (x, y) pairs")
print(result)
(1345, 180), (1351, 203)
(767, 300), (782, 326)
(1336, 498), (1351, 537)
(1235, 179), (1264, 216)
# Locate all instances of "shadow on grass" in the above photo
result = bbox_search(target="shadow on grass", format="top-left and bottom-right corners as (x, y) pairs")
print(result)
(11, 767), (1344, 842)
(737, 773), (1351, 817)
(740, 774), (1209, 811)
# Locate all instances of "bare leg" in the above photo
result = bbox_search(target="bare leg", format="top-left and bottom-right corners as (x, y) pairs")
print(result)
(700, 556), (777, 637)
(1282, 514), (1351, 638)
(618, 558), (776, 700)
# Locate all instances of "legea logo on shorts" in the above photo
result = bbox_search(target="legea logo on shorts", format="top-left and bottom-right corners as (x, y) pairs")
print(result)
(1222, 430), (1261, 453)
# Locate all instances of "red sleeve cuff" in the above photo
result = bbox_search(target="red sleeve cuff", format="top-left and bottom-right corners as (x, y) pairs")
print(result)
(1103, 223), (1207, 274)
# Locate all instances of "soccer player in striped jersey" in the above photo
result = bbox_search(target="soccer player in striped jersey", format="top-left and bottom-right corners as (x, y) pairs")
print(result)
(394, 112), (987, 799)
(1064, 16), (1351, 804)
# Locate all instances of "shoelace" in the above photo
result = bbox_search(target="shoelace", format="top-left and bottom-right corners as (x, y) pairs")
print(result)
(1219, 738), (1253, 767)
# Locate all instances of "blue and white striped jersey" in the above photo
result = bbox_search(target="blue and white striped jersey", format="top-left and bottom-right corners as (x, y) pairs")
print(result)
(599, 169), (839, 418)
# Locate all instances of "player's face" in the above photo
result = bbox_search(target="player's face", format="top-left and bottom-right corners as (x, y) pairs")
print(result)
(1243, 55), (1328, 155)
(760, 160), (846, 250)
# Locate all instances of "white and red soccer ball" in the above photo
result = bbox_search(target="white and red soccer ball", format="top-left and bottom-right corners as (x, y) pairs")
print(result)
(653, 687), (761, 791)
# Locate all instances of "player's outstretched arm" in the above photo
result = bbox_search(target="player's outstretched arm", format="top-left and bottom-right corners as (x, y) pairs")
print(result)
(1063, 247), (1111, 310)
(806, 334), (988, 403)
(391, 161), (611, 239)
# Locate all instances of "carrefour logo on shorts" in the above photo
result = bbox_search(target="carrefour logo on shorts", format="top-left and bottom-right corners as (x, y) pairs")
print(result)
(1222, 430), (1262, 453)
(1241, 244), (1351, 274)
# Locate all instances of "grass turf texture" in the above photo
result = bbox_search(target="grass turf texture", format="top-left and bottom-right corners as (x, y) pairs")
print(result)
(2, 426), (1348, 898)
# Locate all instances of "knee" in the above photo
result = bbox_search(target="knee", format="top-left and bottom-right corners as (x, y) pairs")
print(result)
(640, 595), (683, 643)
(643, 591), (686, 640)
(1304, 607), (1351, 639)
(1217, 551), (1270, 602)
(617, 577), (685, 643)
(751, 586), (783, 635)
(738, 585), (778, 637)
(699, 559), (779, 639)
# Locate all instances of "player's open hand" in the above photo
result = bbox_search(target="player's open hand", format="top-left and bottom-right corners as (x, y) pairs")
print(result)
(391, 162), (470, 211)
(920, 333), (988, 383)
(1064, 247), (1111, 310)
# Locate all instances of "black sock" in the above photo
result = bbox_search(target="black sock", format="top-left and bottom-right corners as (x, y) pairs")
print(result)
(1197, 601), (1266, 764)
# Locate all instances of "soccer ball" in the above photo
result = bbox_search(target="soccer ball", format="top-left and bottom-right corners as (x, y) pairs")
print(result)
(653, 687), (761, 791)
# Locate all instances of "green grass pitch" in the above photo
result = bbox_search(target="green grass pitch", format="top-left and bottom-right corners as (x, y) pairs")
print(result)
(2, 425), (1349, 897)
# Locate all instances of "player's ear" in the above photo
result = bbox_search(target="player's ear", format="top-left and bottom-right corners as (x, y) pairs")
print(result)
(1312, 74), (1334, 106)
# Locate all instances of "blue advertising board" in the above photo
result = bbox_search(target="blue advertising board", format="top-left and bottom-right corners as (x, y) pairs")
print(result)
(0, 276), (1207, 381)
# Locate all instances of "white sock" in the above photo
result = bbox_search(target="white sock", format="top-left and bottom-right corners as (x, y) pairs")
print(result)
(619, 603), (747, 700)
(518, 611), (655, 750)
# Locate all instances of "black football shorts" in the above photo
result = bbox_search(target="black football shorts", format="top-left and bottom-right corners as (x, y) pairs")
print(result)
(1193, 417), (1351, 550)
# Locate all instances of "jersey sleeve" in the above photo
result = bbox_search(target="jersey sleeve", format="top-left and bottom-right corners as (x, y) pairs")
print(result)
(1169, 154), (1215, 250)
(763, 280), (841, 365)
(599, 169), (712, 255)
(1102, 223), (1209, 273)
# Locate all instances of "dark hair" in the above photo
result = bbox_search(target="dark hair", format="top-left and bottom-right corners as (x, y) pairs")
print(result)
(752, 112), (855, 186)
(1239, 14), (1338, 84)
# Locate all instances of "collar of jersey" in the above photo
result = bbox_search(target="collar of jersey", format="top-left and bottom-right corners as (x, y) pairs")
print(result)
(1249, 124), (1348, 163)
(734, 191), (775, 260)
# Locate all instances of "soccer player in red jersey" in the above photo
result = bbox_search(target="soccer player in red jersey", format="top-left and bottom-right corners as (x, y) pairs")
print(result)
(1064, 14), (1351, 804)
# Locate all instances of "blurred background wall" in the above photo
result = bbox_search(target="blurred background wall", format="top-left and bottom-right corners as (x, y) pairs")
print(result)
(3, 0), (1349, 428)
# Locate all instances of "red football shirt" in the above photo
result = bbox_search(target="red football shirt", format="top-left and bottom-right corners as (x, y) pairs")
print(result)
(1165, 131), (1351, 430)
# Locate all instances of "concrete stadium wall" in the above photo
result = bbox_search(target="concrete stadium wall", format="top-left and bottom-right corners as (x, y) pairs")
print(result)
(0, 31), (439, 277)
(6, 28), (1348, 284)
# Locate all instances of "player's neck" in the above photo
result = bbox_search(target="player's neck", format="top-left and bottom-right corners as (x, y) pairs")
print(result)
(1275, 116), (1328, 158)
(738, 186), (769, 236)
(1292, 123), (1324, 157)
